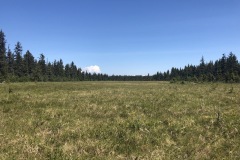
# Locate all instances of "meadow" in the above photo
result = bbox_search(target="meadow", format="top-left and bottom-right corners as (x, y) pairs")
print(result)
(0, 82), (240, 159)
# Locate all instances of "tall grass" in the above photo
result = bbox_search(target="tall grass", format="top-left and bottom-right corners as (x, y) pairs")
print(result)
(1, 82), (240, 159)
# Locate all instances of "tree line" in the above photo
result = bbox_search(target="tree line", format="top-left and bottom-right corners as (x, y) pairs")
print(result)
(0, 29), (240, 82)
(152, 53), (240, 83)
(0, 30), (109, 82)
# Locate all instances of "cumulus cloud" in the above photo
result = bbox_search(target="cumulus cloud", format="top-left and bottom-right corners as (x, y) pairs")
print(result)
(83, 65), (101, 73)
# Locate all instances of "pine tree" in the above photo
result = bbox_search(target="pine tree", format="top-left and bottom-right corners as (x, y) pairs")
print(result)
(58, 59), (64, 78)
(70, 61), (77, 80)
(53, 60), (58, 77)
(53, 59), (64, 81)
(32, 63), (42, 81)
(46, 62), (53, 81)
(14, 42), (24, 77)
(0, 30), (7, 81)
(23, 50), (35, 77)
(77, 68), (82, 81)
(214, 60), (222, 81)
(199, 56), (206, 81)
(65, 64), (70, 79)
(38, 53), (47, 77)
(6, 47), (14, 76)
(227, 52), (238, 74)
(220, 54), (227, 79)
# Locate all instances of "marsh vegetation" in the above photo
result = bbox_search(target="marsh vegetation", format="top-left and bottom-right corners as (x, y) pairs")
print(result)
(1, 82), (240, 159)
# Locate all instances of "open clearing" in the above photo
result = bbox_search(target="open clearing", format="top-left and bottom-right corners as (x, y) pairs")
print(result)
(1, 82), (240, 159)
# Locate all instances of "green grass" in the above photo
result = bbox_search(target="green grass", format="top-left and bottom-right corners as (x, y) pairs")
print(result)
(1, 82), (240, 159)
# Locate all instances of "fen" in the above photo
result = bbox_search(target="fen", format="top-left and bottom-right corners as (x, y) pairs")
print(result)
(1, 82), (240, 159)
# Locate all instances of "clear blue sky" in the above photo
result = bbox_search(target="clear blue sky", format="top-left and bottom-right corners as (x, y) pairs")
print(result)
(1, 0), (240, 75)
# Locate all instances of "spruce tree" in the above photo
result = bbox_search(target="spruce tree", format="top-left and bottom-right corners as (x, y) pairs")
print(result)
(220, 54), (227, 79)
(32, 63), (42, 81)
(58, 59), (64, 78)
(38, 53), (47, 77)
(70, 61), (77, 80)
(77, 68), (82, 81)
(65, 64), (70, 79)
(0, 30), (7, 81)
(6, 47), (14, 76)
(227, 52), (238, 74)
(14, 42), (24, 77)
(46, 62), (53, 81)
(199, 56), (206, 81)
(23, 50), (35, 77)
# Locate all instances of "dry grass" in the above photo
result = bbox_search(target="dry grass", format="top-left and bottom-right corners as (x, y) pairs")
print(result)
(1, 82), (240, 159)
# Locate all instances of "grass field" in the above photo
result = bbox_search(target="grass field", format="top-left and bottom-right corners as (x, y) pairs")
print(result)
(1, 82), (240, 159)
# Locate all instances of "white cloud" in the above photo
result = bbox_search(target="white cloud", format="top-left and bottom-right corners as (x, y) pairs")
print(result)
(83, 65), (101, 73)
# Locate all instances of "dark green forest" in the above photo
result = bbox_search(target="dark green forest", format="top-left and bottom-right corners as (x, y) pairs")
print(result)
(1, 29), (240, 82)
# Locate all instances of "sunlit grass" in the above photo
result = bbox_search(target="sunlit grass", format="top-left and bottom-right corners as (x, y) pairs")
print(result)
(1, 82), (240, 159)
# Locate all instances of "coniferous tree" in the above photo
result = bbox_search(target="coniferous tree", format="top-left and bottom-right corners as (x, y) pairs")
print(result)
(0, 30), (7, 80)
(220, 54), (227, 78)
(23, 50), (35, 78)
(32, 62), (42, 81)
(70, 61), (77, 80)
(227, 53), (238, 73)
(6, 46), (15, 78)
(214, 60), (221, 81)
(2, 28), (240, 82)
(53, 60), (58, 78)
(46, 62), (53, 81)
(153, 53), (240, 83)
(77, 68), (82, 81)
(65, 64), (70, 79)
(38, 53), (47, 80)
(14, 42), (24, 78)
(198, 56), (206, 81)
(58, 59), (64, 79)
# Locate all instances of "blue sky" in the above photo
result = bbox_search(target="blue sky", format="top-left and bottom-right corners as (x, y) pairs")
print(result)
(1, 0), (240, 75)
